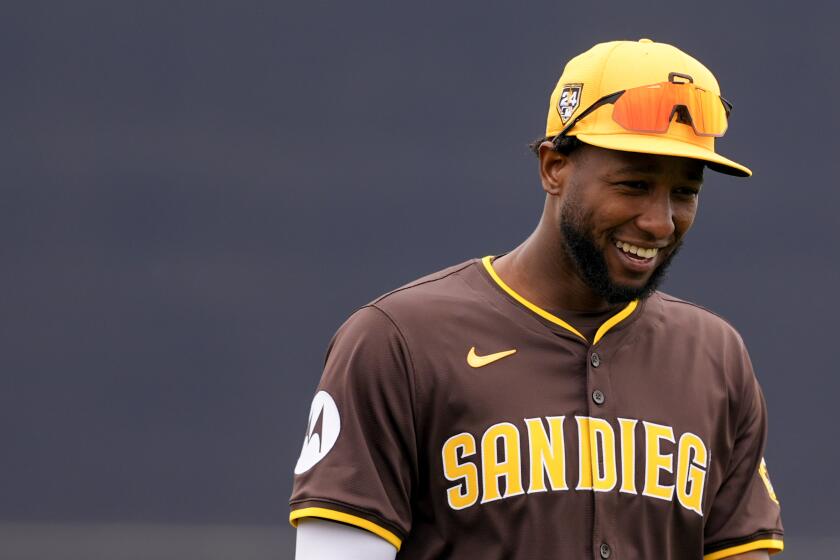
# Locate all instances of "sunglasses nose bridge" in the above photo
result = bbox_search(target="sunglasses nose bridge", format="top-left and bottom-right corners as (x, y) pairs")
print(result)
(673, 105), (694, 127)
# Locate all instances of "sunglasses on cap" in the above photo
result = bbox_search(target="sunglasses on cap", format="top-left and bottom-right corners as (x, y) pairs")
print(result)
(553, 73), (733, 142)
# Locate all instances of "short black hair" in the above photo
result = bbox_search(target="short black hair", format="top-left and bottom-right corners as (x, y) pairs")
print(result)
(528, 135), (583, 157)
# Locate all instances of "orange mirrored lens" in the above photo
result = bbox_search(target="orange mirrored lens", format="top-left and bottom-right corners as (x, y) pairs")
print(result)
(612, 82), (728, 136)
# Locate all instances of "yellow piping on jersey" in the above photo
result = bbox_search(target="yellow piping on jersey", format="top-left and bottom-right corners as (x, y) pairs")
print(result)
(482, 256), (637, 344)
(290, 507), (402, 550)
(703, 538), (784, 560)
(593, 299), (637, 345)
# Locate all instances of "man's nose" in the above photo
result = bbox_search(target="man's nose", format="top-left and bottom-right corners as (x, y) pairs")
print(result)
(635, 194), (675, 241)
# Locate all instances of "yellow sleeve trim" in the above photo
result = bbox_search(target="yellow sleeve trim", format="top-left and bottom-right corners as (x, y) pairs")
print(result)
(289, 506), (402, 551)
(481, 256), (637, 344)
(704, 538), (784, 560)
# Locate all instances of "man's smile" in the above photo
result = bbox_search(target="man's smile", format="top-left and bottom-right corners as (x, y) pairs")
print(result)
(613, 239), (663, 259)
(610, 237), (666, 274)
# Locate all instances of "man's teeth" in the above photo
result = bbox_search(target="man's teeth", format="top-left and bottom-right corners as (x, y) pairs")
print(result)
(615, 240), (659, 259)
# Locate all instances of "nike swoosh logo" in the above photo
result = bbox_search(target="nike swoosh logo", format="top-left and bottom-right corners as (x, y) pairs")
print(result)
(467, 346), (517, 368)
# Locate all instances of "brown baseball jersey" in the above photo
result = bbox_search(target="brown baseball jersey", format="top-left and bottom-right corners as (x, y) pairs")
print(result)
(290, 256), (783, 559)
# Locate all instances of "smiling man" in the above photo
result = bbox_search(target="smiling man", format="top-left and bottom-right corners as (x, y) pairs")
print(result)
(290, 39), (783, 560)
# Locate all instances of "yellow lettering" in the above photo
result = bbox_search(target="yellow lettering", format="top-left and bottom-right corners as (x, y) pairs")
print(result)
(643, 421), (675, 501)
(589, 418), (617, 492)
(443, 418), (702, 512)
(576, 417), (593, 490)
(442, 433), (479, 510)
(676, 432), (708, 515)
(480, 422), (524, 503)
(525, 416), (568, 493)
(618, 418), (638, 494)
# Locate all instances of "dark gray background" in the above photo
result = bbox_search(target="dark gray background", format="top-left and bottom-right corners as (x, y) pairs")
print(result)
(2, 1), (837, 557)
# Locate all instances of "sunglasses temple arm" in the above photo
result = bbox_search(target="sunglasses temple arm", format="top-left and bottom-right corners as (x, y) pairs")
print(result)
(719, 95), (733, 117)
(551, 92), (624, 143)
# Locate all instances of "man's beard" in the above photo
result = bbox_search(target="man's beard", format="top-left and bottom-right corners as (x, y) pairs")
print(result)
(560, 203), (682, 304)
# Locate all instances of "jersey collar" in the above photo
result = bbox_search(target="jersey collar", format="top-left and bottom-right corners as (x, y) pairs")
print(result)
(481, 255), (638, 345)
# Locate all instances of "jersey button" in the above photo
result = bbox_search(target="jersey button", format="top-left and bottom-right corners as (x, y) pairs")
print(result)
(599, 543), (611, 559)
(592, 390), (605, 405)
(590, 352), (601, 368)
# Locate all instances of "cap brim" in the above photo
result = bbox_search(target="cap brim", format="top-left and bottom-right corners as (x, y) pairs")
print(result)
(575, 133), (752, 177)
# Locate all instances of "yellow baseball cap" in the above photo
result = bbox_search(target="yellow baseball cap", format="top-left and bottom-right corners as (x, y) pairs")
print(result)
(546, 39), (751, 177)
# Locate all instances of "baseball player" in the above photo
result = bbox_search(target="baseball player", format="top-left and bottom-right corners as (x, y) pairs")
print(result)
(290, 39), (783, 559)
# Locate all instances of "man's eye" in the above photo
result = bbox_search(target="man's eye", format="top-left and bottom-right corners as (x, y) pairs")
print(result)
(675, 188), (700, 197)
(621, 181), (647, 190)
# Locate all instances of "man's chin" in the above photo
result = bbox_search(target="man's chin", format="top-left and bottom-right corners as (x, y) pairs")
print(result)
(602, 245), (683, 303)
(603, 284), (656, 303)
(602, 280), (656, 304)
(559, 213), (683, 305)
(607, 271), (653, 293)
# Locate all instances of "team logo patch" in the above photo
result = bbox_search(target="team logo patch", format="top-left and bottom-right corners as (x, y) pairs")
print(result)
(294, 390), (341, 474)
(557, 83), (583, 124)
(758, 457), (779, 505)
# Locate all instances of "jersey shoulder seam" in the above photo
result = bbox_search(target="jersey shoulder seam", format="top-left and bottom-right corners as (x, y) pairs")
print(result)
(370, 259), (476, 306)
(659, 293), (762, 473)
(656, 292), (742, 339)
(364, 303), (422, 489)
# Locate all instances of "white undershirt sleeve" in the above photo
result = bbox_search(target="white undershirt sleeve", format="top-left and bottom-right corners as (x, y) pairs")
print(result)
(294, 518), (398, 560)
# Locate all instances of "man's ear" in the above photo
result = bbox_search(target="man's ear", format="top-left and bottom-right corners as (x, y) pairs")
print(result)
(538, 141), (573, 196)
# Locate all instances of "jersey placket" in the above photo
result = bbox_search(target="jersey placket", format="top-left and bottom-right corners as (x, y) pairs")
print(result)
(480, 255), (642, 559)
(583, 306), (645, 560)
(543, 306), (640, 560)
(586, 337), (617, 560)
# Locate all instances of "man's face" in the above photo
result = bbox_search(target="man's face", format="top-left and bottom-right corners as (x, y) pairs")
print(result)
(556, 145), (704, 303)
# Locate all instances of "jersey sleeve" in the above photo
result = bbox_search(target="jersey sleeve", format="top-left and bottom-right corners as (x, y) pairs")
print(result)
(703, 344), (784, 560)
(289, 305), (418, 551)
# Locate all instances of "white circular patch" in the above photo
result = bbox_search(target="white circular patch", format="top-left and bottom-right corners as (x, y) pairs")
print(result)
(294, 390), (341, 474)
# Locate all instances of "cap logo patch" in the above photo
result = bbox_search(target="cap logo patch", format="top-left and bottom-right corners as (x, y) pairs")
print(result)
(558, 83), (583, 124)
(294, 390), (341, 474)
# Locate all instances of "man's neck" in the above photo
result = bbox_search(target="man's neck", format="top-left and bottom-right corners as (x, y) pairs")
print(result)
(492, 227), (615, 313)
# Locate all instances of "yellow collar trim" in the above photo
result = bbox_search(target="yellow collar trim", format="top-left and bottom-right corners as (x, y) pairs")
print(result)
(593, 299), (638, 345)
(481, 255), (638, 345)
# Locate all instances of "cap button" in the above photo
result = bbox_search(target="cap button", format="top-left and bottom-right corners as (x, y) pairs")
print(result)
(638, 38), (654, 43)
